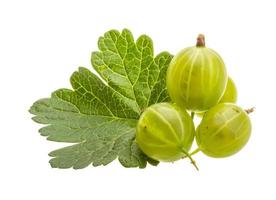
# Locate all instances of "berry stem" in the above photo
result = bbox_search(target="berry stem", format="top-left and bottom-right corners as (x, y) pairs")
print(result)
(245, 107), (255, 114)
(191, 112), (195, 120)
(181, 148), (199, 171)
(190, 147), (201, 156)
(196, 34), (205, 47)
(182, 147), (201, 158)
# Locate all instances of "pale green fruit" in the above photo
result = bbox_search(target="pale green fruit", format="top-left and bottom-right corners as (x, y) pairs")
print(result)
(136, 103), (195, 162)
(196, 103), (252, 158)
(166, 34), (227, 112)
(197, 77), (238, 117)
(219, 77), (237, 103)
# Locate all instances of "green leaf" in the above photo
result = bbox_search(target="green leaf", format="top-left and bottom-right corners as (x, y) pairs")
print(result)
(29, 29), (173, 169)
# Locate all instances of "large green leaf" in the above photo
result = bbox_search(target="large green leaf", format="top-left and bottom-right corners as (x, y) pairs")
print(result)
(30, 29), (173, 169)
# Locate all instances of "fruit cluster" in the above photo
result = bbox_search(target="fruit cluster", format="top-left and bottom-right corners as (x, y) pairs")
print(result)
(136, 34), (253, 170)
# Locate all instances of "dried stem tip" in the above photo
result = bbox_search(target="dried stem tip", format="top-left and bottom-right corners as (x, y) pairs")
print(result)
(196, 34), (205, 47)
(245, 107), (255, 114)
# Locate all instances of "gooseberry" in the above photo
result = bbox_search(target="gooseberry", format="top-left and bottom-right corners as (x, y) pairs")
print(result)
(197, 76), (238, 117)
(195, 103), (252, 158)
(166, 34), (227, 112)
(136, 102), (198, 169)
(219, 76), (237, 103)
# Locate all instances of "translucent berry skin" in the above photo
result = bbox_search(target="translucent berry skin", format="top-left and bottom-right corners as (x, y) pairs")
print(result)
(197, 77), (238, 117)
(166, 46), (227, 112)
(196, 103), (251, 158)
(219, 77), (237, 103)
(136, 103), (195, 162)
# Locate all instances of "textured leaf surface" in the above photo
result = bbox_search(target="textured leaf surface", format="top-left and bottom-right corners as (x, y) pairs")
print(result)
(30, 29), (172, 169)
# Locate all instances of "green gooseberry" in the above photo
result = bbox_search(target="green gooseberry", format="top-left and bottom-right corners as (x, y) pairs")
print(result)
(136, 102), (198, 169)
(166, 34), (227, 112)
(197, 76), (238, 117)
(219, 76), (237, 103)
(195, 103), (252, 158)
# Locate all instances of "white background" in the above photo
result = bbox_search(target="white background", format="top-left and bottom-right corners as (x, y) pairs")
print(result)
(0, 0), (275, 199)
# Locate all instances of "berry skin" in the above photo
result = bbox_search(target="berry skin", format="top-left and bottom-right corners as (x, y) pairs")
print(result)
(219, 77), (237, 103)
(197, 77), (238, 117)
(136, 103), (195, 162)
(166, 34), (227, 112)
(196, 103), (251, 158)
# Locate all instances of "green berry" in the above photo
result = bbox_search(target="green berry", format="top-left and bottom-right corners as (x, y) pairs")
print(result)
(219, 77), (237, 103)
(166, 34), (227, 112)
(197, 77), (238, 117)
(196, 103), (252, 158)
(136, 103), (197, 168)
